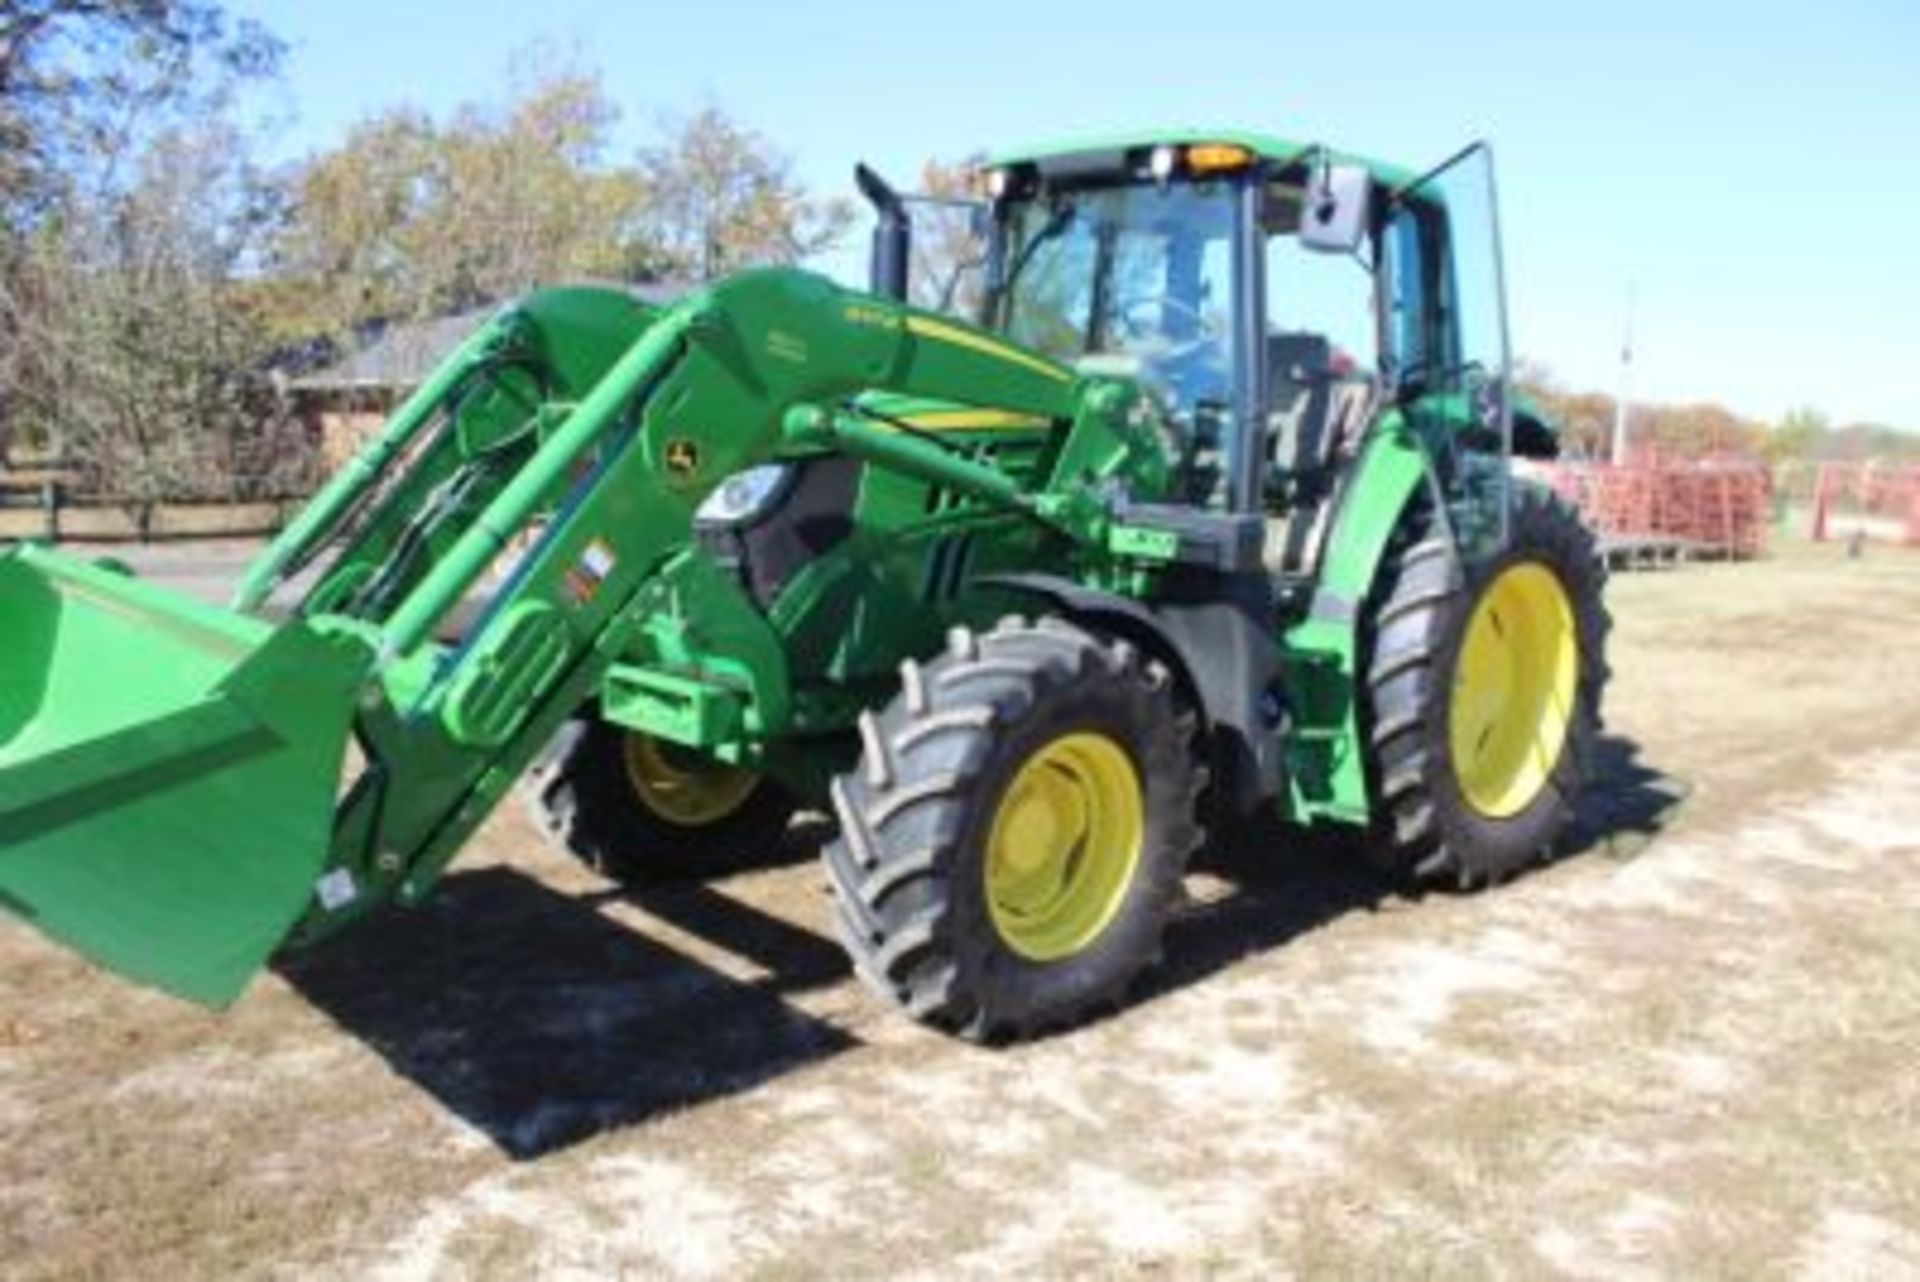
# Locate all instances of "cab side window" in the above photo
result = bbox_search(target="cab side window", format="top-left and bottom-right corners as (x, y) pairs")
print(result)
(1264, 186), (1378, 376)
(1260, 184), (1382, 496)
(1386, 207), (1432, 388)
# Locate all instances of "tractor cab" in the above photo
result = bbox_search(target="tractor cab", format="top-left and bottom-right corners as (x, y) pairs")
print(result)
(957, 132), (1520, 575)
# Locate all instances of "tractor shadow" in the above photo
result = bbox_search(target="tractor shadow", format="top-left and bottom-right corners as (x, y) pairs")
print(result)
(1558, 734), (1692, 862)
(279, 846), (854, 1162)
(279, 743), (1687, 1146)
(1140, 732), (1687, 1004)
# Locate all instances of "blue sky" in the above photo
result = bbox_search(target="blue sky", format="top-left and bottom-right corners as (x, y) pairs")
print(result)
(238, 0), (1918, 428)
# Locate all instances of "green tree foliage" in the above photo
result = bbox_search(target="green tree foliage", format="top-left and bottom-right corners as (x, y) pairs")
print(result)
(268, 68), (655, 341)
(637, 105), (852, 282)
(1757, 412), (1916, 463)
(268, 81), (853, 341)
(259, 109), (439, 342)
(1762, 406), (1830, 465)
(1518, 369), (1920, 468)
(1643, 402), (1761, 457)
(1519, 361), (1769, 461)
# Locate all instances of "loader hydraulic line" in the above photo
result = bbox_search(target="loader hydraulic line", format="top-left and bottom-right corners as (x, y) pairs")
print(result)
(784, 404), (1049, 526)
(233, 312), (533, 614)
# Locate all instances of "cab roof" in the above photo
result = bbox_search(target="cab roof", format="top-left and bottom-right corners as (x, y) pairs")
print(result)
(985, 128), (1422, 191)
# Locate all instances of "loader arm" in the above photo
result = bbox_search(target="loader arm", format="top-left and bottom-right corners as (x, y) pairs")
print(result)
(303, 268), (1148, 925)
(0, 267), (1164, 1005)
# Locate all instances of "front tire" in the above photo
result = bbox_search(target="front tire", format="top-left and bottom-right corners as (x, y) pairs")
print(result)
(528, 720), (795, 881)
(825, 618), (1204, 1042)
(1363, 485), (1610, 888)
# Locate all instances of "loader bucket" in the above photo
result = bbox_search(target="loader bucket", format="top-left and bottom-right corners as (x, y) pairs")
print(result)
(0, 545), (371, 1006)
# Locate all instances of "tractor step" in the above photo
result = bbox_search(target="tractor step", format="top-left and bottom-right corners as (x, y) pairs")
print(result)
(600, 662), (751, 751)
(1109, 501), (1267, 573)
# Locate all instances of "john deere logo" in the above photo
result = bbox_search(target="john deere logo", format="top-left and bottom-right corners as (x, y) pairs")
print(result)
(663, 438), (700, 478)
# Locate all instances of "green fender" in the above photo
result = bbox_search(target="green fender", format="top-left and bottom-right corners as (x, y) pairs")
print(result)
(1281, 410), (1433, 825)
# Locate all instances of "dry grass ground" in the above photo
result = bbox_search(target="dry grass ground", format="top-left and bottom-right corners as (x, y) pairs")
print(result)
(3, 537), (1918, 1279)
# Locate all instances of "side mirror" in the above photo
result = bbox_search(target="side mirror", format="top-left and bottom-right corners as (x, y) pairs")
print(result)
(1299, 163), (1371, 255)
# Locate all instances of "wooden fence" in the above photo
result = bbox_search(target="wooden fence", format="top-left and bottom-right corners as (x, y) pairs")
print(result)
(0, 473), (301, 543)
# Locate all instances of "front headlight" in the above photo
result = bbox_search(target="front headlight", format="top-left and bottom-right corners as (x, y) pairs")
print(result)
(694, 463), (795, 526)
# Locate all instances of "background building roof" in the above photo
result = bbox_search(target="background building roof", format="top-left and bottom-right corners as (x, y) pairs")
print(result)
(291, 281), (689, 393)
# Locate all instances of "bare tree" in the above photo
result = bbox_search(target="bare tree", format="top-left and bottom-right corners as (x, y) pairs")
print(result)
(0, 32), (876, 512)
(8, 111), (307, 518)
(426, 70), (653, 308)
(0, 0), (283, 489)
(638, 105), (852, 282)
(275, 88), (853, 331)
(0, 0), (280, 226)
(906, 156), (988, 317)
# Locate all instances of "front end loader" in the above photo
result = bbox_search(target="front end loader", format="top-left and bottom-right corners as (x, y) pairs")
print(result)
(0, 130), (1607, 1040)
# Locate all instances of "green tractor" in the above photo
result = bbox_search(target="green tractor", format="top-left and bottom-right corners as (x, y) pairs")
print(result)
(0, 130), (1607, 1041)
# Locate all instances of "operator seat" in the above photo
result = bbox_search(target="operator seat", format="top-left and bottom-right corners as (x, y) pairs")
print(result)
(1266, 332), (1334, 481)
(1262, 332), (1377, 578)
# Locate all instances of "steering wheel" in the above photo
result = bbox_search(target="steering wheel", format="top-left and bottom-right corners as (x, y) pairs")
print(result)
(1112, 293), (1219, 363)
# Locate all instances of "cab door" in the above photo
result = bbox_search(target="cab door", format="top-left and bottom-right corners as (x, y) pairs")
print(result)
(1389, 142), (1515, 558)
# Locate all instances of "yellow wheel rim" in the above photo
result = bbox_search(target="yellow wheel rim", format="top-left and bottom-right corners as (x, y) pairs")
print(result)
(984, 731), (1145, 962)
(1448, 562), (1580, 818)
(621, 734), (761, 827)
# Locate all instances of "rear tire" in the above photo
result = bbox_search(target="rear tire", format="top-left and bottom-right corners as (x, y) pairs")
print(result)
(528, 719), (795, 882)
(825, 617), (1204, 1042)
(1362, 484), (1610, 888)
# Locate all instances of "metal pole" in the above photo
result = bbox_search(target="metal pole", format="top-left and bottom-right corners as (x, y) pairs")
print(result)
(1612, 285), (1635, 466)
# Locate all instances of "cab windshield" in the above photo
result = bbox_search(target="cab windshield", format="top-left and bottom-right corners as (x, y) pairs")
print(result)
(987, 182), (1236, 421)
